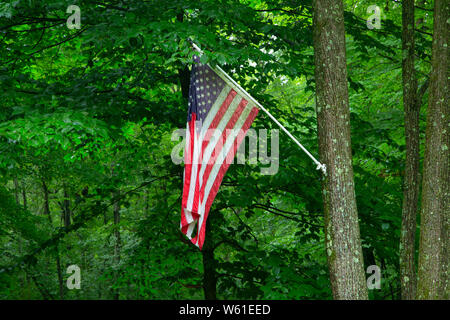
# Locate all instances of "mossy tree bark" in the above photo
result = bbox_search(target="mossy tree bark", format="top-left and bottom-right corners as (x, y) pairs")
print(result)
(400, 0), (419, 300)
(313, 0), (368, 299)
(417, 0), (449, 300)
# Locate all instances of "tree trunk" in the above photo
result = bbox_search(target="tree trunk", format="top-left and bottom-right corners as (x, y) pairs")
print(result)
(42, 179), (64, 299)
(55, 244), (64, 299)
(312, 0), (368, 299)
(21, 180), (27, 210)
(202, 248), (217, 300)
(202, 218), (217, 300)
(113, 191), (121, 300)
(400, 0), (419, 300)
(417, 0), (449, 300)
(13, 178), (20, 204)
(63, 187), (71, 228)
(14, 178), (27, 292)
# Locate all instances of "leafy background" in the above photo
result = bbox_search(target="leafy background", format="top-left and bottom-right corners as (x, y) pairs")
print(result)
(0, 0), (434, 299)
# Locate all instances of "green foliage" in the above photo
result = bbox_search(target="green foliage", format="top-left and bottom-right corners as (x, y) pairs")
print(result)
(0, 0), (435, 300)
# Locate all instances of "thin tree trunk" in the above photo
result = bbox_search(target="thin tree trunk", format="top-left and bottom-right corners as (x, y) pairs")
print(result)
(42, 179), (65, 299)
(400, 0), (419, 300)
(13, 178), (20, 204)
(63, 187), (71, 228)
(55, 244), (64, 299)
(21, 180), (27, 210)
(312, 0), (368, 299)
(417, 0), (449, 300)
(113, 191), (121, 300)
(202, 219), (217, 300)
(14, 178), (27, 292)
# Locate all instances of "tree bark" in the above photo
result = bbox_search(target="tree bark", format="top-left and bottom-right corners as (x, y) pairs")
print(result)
(21, 180), (27, 210)
(55, 244), (64, 299)
(202, 218), (217, 300)
(400, 0), (419, 300)
(42, 179), (64, 299)
(202, 247), (217, 300)
(312, 0), (368, 299)
(13, 178), (20, 205)
(417, 0), (449, 300)
(62, 187), (71, 228)
(113, 191), (121, 300)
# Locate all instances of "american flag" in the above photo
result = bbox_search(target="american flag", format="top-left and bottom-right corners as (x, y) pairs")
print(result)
(180, 56), (259, 249)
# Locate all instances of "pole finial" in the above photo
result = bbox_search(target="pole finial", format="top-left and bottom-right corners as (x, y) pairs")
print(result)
(316, 163), (327, 175)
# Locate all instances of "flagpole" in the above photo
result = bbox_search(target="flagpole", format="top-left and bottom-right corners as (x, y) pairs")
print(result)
(188, 41), (327, 175)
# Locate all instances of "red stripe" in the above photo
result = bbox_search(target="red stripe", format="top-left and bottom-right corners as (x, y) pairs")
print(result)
(196, 107), (259, 249)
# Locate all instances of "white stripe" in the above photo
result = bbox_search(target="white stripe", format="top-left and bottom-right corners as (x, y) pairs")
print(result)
(184, 208), (193, 225)
(186, 121), (200, 212)
(185, 213), (196, 239)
